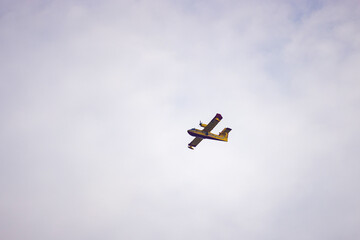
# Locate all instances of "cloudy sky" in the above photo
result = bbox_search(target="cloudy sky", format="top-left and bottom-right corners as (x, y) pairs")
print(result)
(1, 0), (360, 239)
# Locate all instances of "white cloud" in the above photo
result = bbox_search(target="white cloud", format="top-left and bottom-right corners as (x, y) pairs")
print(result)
(1, 0), (360, 239)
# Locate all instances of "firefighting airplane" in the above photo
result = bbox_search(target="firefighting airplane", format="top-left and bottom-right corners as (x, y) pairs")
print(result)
(187, 113), (231, 149)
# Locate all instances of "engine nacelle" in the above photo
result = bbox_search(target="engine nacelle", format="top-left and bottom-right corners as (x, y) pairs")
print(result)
(200, 122), (207, 128)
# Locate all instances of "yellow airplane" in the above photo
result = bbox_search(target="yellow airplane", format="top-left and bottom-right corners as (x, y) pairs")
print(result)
(187, 113), (232, 149)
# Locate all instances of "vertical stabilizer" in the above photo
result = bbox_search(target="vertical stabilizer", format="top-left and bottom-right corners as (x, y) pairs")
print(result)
(219, 128), (232, 141)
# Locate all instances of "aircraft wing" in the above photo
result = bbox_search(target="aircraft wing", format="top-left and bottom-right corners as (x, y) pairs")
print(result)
(188, 137), (203, 149)
(202, 113), (223, 133)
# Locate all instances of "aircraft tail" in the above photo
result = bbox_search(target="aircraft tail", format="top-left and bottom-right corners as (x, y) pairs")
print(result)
(219, 128), (232, 141)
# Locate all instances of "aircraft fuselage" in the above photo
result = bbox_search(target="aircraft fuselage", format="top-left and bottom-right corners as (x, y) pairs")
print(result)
(187, 128), (227, 141)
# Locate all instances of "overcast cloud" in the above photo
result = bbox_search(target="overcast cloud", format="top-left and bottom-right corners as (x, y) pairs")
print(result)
(1, 0), (360, 239)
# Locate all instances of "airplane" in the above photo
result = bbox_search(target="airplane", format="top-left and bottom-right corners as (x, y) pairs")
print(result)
(187, 113), (232, 149)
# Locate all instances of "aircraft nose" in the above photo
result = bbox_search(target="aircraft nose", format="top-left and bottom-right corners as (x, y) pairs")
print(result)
(187, 129), (195, 136)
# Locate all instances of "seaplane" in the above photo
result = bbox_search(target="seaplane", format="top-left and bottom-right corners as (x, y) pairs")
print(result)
(187, 113), (231, 149)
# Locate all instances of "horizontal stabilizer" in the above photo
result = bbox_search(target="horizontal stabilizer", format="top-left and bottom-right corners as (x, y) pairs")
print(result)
(219, 128), (232, 140)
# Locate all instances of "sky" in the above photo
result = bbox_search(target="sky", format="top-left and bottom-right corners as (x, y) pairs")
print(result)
(1, 0), (360, 239)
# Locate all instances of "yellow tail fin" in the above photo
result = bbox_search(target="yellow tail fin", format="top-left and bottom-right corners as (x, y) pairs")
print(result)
(219, 128), (232, 141)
